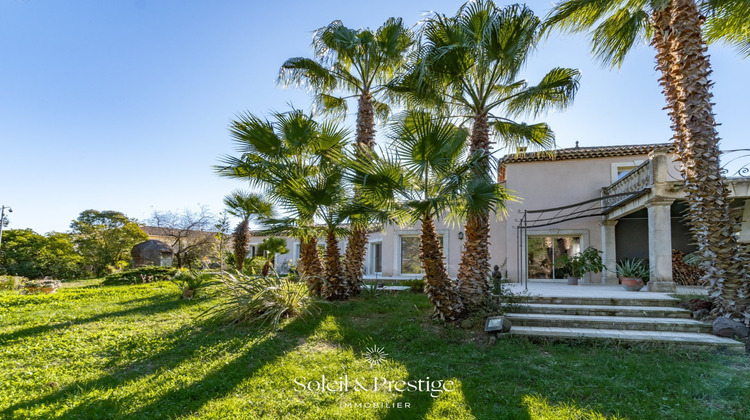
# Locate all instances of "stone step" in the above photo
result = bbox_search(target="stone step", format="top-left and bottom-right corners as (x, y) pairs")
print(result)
(505, 313), (710, 333)
(513, 296), (679, 308)
(505, 303), (692, 319)
(504, 326), (745, 352)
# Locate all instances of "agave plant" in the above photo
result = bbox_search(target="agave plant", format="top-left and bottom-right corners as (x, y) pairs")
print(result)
(205, 271), (321, 330)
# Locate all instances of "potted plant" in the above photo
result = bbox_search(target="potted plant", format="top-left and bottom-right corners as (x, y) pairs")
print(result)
(616, 259), (649, 291)
(555, 247), (605, 285)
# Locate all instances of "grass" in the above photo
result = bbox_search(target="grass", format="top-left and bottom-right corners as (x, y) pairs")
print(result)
(0, 282), (748, 419)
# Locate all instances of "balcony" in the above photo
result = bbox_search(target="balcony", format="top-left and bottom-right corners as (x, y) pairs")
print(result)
(602, 160), (653, 208)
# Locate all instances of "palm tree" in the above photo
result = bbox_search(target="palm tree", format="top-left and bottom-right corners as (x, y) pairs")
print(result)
(395, 1), (580, 309)
(257, 237), (289, 276)
(545, 0), (750, 321)
(279, 18), (414, 296)
(355, 111), (510, 321)
(223, 190), (273, 272)
(267, 163), (352, 300)
(217, 109), (349, 296)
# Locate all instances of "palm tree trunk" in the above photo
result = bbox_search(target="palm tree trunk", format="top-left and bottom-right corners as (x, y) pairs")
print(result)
(233, 220), (249, 272)
(666, 0), (749, 322)
(420, 216), (466, 321)
(322, 229), (348, 300)
(457, 111), (492, 309)
(651, 5), (685, 151)
(299, 236), (325, 296)
(341, 225), (367, 295)
(341, 91), (376, 295)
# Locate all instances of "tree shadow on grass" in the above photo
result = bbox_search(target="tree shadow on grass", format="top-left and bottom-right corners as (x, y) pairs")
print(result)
(62, 313), (325, 420)
(0, 294), (192, 345)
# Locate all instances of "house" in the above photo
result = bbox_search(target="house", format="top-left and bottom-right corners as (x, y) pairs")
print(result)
(285, 143), (750, 291)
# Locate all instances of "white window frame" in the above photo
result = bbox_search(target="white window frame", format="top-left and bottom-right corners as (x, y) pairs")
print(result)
(394, 230), (449, 277)
(611, 160), (644, 183)
(369, 241), (383, 275)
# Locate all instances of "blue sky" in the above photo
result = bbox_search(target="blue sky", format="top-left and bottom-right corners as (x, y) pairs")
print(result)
(2, 0), (749, 234)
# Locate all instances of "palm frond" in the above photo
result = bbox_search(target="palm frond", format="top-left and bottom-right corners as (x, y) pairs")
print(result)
(590, 7), (651, 68)
(703, 0), (750, 57)
(544, 0), (624, 35)
(278, 57), (337, 91)
(504, 67), (581, 118)
(492, 120), (556, 152)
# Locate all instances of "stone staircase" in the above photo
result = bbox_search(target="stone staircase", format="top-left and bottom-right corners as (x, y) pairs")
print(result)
(501, 295), (745, 352)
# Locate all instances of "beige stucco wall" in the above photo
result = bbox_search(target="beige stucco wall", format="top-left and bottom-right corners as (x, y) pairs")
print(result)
(372, 220), (465, 278)
(493, 154), (652, 283)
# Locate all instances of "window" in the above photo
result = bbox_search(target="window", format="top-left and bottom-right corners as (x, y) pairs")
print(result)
(400, 236), (421, 274)
(611, 161), (643, 182)
(399, 234), (444, 275)
(616, 166), (637, 179)
(371, 242), (382, 273)
(527, 235), (582, 279)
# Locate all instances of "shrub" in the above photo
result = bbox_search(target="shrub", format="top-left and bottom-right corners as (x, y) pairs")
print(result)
(170, 270), (218, 299)
(401, 279), (424, 293)
(0, 275), (26, 292)
(243, 256), (267, 276)
(102, 266), (177, 286)
(205, 272), (320, 329)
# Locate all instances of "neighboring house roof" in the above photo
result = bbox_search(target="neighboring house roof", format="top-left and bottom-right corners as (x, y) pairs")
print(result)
(498, 143), (674, 165)
(140, 225), (218, 237)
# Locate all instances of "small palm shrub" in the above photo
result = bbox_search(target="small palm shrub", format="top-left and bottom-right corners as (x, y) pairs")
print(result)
(171, 270), (218, 299)
(206, 272), (320, 329)
(102, 266), (177, 285)
(242, 257), (267, 276)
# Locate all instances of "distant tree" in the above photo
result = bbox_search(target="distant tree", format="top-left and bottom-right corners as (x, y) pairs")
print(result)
(148, 206), (215, 268)
(0, 229), (43, 278)
(223, 190), (273, 272)
(69, 210), (147, 276)
(214, 211), (231, 272)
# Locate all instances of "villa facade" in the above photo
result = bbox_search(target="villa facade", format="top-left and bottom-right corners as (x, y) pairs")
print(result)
(283, 143), (750, 292)
(146, 144), (748, 291)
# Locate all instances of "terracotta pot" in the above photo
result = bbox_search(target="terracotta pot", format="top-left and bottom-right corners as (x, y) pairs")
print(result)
(567, 276), (579, 285)
(620, 277), (644, 291)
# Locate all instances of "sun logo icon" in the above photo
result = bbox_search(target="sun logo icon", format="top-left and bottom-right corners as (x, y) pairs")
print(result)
(363, 345), (388, 367)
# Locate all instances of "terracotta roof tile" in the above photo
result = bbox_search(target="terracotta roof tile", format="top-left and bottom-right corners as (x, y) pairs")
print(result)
(499, 143), (674, 164)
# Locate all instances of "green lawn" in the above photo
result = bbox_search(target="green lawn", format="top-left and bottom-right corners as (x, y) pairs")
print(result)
(1, 282), (748, 419)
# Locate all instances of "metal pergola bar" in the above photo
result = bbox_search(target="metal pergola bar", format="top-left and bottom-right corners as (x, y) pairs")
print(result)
(514, 189), (647, 290)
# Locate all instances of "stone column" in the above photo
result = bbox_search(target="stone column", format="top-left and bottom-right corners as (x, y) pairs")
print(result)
(601, 219), (619, 284)
(646, 198), (676, 292)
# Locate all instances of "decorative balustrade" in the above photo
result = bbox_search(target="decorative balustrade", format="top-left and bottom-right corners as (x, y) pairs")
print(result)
(602, 159), (653, 207)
